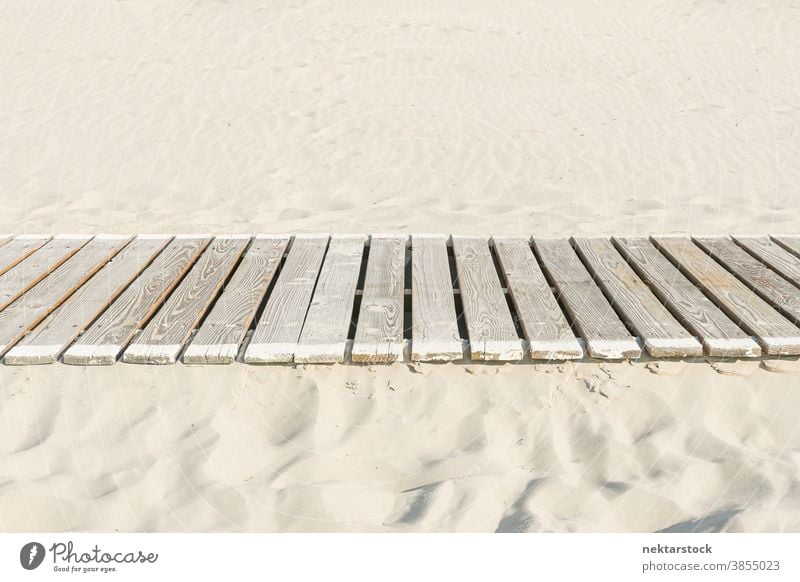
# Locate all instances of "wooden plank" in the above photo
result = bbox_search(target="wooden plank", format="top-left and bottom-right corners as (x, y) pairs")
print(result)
(409, 234), (462, 361)
(4, 236), (171, 365)
(695, 236), (800, 323)
(533, 238), (640, 359)
(0, 236), (91, 313)
(351, 234), (407, 363)
(0, 235), (51, 276)
(244, 235), (329, 364)
(122, 235), (250, 364)
(613, 237), (760, 357)
(294, 235), (366, 363)
(654, 236), (800, 355)
(62, 236), (210, 365)
(183, 235), (290, 364)
(452, 236), (523, 360)
(572, 237), (702, 357)
(0, 235), (130, 356)
(734, 236), (800, 287)
(770, 236), (800, 271)
(492, 237), (582, 360)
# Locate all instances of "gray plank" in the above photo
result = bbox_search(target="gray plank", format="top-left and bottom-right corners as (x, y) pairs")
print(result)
(614, 237), (760, 357)
(661, 236), (798, 356)
(123, 235), (250, 364)
(294, 235), (366, 363)
(0, 235), (130, 356)
(410, 234), (462, 361)
(771, 236), (800, 271)
(4, 236), (170, 364)
(351, 234), (407, 363)
(573, 237), (702, 357)
(533, 238), (640, 359)
(183, 235), (290, 364)
(654, 236), (800, 355)
(735, 236), (800, 287)
(62, 236), (210, 365)
(492, 236), (582, 360)
(244, 235), (329, 363)
(452, 236), (523, 361)
(696, 236), (800, 324)
(0, 235), (51, 276)
(0, 236), (91, 312)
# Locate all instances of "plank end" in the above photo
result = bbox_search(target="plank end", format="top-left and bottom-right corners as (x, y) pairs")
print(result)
(351, 340), (406, 364)
(62, 344), (120, 365)
(410, 339), (464, 362)
(704, 338), (761, 358)
(4, 345), (61, 365)
(527, 339), (584, 360)
(644, 337), (704, 358)
(243, 342), (296, 364)
(585, 338), (641, 360)
(183, 343), (239, 365)
(294, 342), (346, 364)
(469, 339), (524, 361)
(759, 336), (800, 356)
(122, 344), (181, 365)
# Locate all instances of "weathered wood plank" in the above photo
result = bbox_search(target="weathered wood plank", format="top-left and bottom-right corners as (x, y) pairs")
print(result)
(0, 235), (51, 276)
(613, 237), (760, 357)
(183, 235), (290, 364)
(771, 236), (800, 267)
(351, 234), (407, 363)
(533, 238), (640, 359)
(654, 236), (800, 355)
(0, 236), (130, 356)
(573, 237), (702, 357)
(294, 235), (366, 363)
(492, 237), (582, 360)
(0, 236), (91, 313)
(410, 234), (463, 361)
(734, 236), (800, 287)
(244, 235), (329, 363)
(452, 236), (523, 361)
(4, 236), (170, 365)
(62, 236), (210, 365)
(123, 236), (250, 364)
(696, 236), (800, 324)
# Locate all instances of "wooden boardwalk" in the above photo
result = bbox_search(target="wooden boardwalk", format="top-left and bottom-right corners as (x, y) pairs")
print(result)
(2, 234), (800, 365)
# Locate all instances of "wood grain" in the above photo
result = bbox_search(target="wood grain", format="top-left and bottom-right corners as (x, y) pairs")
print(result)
(452, 236), (523, 360)
(654, 236), (800, 355)
(4, 236), (170, 364)
(696, 236), (800, 324)
(410, 234), (463, 361)
(734, 236), (800, 287)
(244, 235), (329, 363)
(62, 236), (210, 365)
(0, 236), (91, 313)
(533, 238), (640, 359)
(613, 237), (760, 357)
(123, 236), (250, 364)
(351, 234), (407, 363)
(492, 237), (582, 359)
(295, 235), (366, 363)
(573, 237), (702, 357)
(0, 236), (51, 276)
(0, 236), (130, 356)
(183, 235), (290, 364)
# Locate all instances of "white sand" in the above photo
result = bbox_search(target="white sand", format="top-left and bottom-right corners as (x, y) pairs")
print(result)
(2, 1), (800, 532)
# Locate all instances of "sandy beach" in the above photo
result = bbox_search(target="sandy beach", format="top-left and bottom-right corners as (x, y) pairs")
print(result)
(2, 0), (800, 532)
